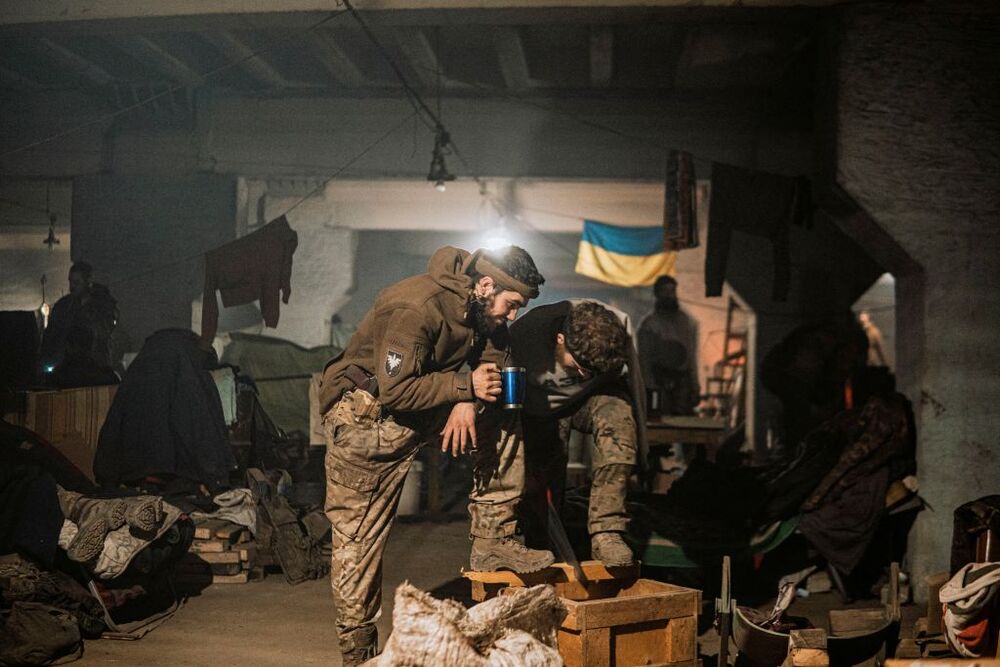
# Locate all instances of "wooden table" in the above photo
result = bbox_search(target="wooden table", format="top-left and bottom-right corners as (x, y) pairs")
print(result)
(646, 416), (728, 462)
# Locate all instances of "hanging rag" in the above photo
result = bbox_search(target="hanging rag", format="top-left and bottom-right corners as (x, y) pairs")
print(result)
(705, 162), (811, 301)
(940, 562), (1000, 658)
(201, 215), (298, 343)
(663, 149), (699, 251)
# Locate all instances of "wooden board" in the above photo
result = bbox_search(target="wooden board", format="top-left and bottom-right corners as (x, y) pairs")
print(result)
(193, 519), (228, 541)
(16, 385), (117, 481)
(464, 560), (639, 585)
(829, 608), (887, 636)
(214, 523), (249, 542)
(466, 560), (641, 602)
(561, 579), (699, 632)
(189, 539), (227, 553)
(557, 579), (700, 667)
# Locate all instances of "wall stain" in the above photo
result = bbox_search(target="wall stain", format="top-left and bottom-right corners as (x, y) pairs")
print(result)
(920, 390), (946, 417)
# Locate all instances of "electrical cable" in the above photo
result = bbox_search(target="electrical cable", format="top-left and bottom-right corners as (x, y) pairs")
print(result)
(0, 8), (350, 161)
(340, 0), (438, 132)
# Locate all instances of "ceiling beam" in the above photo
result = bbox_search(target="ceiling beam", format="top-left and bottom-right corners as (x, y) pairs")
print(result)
(109, 34), (203, 87)
(37, 37), (114, 86)
(203, 31), (288, 89)
(305, 30), (369, 87)
(589, 25), (614, 88)
(0, 0), (858, 27)
(492, 26), (532, 90)
(391, 27), (442, 89)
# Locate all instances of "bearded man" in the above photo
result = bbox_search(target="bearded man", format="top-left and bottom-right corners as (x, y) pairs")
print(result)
(317, 245), (553, 665)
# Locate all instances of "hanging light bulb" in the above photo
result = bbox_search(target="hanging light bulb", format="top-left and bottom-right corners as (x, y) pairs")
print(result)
(427, 124), (455, 192)
(43, 183), (59, 249)
(43, 213), (60, 249)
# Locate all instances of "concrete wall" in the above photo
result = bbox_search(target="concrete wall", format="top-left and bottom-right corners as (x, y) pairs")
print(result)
(836, 1), (1000, 590)
(72, 173), (237, 353)
(0, 180), (73, 314)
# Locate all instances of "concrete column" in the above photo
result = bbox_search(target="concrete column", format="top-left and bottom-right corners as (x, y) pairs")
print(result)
(836, 1), (1000, 594)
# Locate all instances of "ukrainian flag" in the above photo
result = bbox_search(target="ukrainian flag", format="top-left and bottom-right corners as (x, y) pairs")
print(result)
(575, 219), (677, 287)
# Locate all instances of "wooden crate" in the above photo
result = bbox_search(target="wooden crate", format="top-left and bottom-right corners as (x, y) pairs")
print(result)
(558, 578), (700, 667)
(5, 385), (117, 481)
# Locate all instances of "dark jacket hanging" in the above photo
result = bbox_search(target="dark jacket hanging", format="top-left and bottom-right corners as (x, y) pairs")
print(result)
(201, 215), (298, 343)
(705, 162), (811, 302)
(94, 329), (233, 491)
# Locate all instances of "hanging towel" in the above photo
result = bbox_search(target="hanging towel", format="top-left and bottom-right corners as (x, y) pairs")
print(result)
(664, 149), (699, 251)
(575, 219), (676, 287)
(201, 216), (298, 343)
(705, 163), (811, 302)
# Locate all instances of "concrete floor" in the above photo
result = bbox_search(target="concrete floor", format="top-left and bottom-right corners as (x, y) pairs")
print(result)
(75, 518), (920, 666)
(76, 519), (473, 666)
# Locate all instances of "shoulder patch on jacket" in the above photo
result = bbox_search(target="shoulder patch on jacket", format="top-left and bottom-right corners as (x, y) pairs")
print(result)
(385, 350), (404, 377)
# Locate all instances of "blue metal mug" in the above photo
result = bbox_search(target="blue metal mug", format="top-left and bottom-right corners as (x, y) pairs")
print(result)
(501, 366), (526, 410)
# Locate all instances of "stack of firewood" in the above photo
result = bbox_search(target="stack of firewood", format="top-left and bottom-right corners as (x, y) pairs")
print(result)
(174, 518), (257, 586)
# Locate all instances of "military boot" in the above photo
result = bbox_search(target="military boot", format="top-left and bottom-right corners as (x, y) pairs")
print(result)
(339, 625), (378, 667)
(470, 537), (555, 573)
(591, 532), (634, 567)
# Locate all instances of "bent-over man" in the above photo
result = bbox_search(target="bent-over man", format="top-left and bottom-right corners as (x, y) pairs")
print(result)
(318, 245), (554, 665)
(511, 300), (646, 568)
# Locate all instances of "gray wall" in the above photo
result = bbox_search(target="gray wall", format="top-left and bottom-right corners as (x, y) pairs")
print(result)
(72, 173), (237, 352)
(836, 1), (1000, 591)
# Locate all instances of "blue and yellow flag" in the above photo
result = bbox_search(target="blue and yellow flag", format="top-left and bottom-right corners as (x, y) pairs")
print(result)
(575, 219), (676, 287)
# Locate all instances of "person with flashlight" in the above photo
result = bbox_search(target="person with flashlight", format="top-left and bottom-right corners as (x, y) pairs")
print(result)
(317, 245), (552, 666)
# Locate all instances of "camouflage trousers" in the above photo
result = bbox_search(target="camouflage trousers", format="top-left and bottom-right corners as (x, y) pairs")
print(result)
(323, 390), (523, 658)
(522, 392), (637, 546)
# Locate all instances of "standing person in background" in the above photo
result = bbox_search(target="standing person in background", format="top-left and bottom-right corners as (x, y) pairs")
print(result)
(39, 261), (118, 378)
(638, 275), (699, 416)
(317, 245), (553, 666)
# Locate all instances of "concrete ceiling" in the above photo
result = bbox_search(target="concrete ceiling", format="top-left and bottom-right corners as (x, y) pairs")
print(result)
(0, 3), (825, 115)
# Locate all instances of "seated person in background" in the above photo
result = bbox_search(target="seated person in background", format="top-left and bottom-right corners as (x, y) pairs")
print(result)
(511, 300), (645, 567)
(50, 326), (119, 389)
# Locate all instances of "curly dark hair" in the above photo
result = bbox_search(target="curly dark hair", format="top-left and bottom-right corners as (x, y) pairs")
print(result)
(563, 301), (628, 375)
(480, 246), (545, 293)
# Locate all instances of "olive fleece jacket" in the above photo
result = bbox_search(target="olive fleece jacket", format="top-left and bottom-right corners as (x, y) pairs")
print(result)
(319, 246), (510, 414)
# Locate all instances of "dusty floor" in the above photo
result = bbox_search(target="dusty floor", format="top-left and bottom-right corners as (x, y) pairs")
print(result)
(76, 519), (472, 666)
(75, 518), (921, 666)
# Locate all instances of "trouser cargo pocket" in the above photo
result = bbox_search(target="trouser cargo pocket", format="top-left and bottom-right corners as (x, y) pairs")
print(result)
(325, 455), (379, 542)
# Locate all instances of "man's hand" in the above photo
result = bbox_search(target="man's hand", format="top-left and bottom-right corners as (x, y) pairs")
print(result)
(472, 362), (501, 402)
(441, 402), (477, 458)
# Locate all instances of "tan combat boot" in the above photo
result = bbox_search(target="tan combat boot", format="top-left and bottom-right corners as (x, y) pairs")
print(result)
(339, 625), (378, 667)
(469, 537), (555, 573)
(591, 532), (634, 567)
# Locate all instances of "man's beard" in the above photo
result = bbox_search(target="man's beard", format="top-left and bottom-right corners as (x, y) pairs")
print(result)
(468, 293), (498, 335)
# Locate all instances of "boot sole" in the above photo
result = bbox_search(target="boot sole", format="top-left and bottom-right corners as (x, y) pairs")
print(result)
(469, 554), (555, 574)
